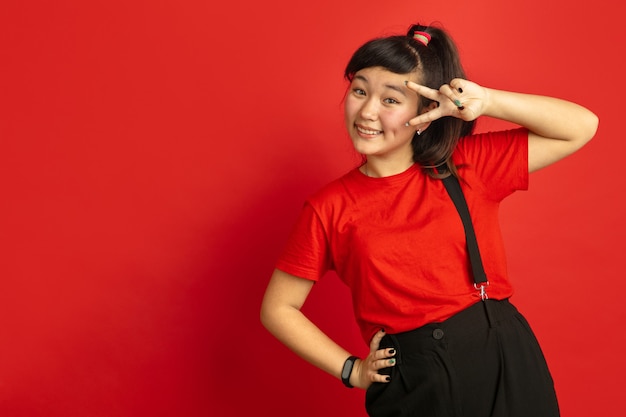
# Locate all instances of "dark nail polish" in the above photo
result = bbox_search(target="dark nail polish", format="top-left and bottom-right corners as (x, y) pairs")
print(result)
(389, 349), (396, 355)
(458, 87), (463, 93)
(385, 376), (391, 382)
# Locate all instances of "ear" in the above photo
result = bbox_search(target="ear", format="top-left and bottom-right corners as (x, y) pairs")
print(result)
(416, 101), (439, 132)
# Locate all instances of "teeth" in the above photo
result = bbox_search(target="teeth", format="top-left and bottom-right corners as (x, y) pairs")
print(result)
(357, 126), (381, 135)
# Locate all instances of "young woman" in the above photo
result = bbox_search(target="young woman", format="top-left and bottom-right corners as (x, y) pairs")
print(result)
(260, 23), (598, 417)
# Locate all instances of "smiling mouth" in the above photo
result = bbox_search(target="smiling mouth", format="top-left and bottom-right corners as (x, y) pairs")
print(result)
(356, 125), (382, 135)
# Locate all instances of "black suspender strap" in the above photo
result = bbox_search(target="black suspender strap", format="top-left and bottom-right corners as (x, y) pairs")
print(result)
(441, 174), (490, 300)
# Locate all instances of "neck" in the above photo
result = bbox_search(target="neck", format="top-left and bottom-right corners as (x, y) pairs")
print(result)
(362, 157), (414, 178)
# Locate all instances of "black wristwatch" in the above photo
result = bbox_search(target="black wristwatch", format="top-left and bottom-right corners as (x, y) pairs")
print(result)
(341, 356), (359, 388)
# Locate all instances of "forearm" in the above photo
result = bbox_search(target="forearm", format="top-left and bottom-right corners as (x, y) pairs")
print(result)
(261, 302), (351, 381)
(260, 270), (392, 390)
(483, 88), (598, 143)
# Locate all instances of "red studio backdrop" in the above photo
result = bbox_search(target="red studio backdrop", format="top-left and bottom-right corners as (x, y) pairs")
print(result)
(1, 1), (624, 416)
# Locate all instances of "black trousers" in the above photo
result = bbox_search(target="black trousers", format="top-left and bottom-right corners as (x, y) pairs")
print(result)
(365, 299), (560, 417)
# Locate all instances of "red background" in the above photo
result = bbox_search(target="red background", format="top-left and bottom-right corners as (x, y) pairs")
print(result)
(1, 1), (624, 416)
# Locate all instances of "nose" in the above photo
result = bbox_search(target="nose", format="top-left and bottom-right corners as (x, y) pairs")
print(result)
(359, 98), (379, 121)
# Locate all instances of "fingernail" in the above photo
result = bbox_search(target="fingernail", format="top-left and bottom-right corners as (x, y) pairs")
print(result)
(389, 349), (396, 355)
(404, 80), (408, 86)
(381, 328), (386, 333)
(385, 376), (391, 382)
(458, 87), (463, 93)
(405, 122), (410, 127)
(454, 99), (463, 107)
(458, 106), (465, 111)
(389, 358), (396, 365)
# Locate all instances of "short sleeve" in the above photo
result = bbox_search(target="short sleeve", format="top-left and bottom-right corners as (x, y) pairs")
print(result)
(455, 128), (529, 200)
(275, 202), (333, 281)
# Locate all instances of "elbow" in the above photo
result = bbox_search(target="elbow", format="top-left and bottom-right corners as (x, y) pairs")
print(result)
(260, 300), (272, 331)
(581, 111), (599, 145)
(565, 110), (599, 153)
(590, 112), (599, 138)
(260, 302), (288, 341)
(260, 297), (280, 334)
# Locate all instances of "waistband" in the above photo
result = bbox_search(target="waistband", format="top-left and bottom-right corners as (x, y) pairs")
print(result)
(380, 299), (518, 352)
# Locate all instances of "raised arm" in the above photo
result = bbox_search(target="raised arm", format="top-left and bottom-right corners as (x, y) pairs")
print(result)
(405, 80), (599, 172)
(480, 88), (598, 172)
(260, 269), (395, 389)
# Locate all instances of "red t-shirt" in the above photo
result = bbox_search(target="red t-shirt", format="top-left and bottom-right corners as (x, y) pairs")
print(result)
(276, 129), (529, 343)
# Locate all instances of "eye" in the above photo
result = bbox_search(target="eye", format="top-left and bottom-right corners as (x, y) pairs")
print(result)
(384, 97), (400, 104)
(352, 88), (366, 96)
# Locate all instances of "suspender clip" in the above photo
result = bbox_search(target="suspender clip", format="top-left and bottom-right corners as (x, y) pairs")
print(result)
(474, 281), (490, 301)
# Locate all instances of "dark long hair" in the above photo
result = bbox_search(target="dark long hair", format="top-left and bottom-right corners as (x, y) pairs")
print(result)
(344, 24), (475, 177)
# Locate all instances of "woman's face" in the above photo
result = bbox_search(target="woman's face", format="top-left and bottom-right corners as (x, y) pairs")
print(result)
(344, 66), (421, 162)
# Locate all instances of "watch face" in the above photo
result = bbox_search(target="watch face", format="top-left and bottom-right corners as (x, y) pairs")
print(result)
(341, 356), (357, 387)
(341, 362), (351, 378)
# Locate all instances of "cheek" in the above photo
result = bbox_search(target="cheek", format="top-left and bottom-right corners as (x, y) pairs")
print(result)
(383, 109), (414, 130)
(343, 97), (358, 119)
(342, 105), (351, 128)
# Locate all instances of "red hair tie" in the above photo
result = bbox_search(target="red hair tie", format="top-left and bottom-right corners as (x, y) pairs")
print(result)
(413, 31), (431, 46)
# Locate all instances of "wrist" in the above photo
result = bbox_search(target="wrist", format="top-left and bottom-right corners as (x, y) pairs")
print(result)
(349, 358), (363, 389)
(481, 87), (495, 117)
(341, 355), (359, 388)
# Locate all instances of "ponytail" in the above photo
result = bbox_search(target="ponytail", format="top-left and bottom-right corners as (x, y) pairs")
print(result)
(406, 24), (475, 176)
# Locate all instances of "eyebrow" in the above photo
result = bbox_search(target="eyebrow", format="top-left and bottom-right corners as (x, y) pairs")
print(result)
(354, 74), (408, 97)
